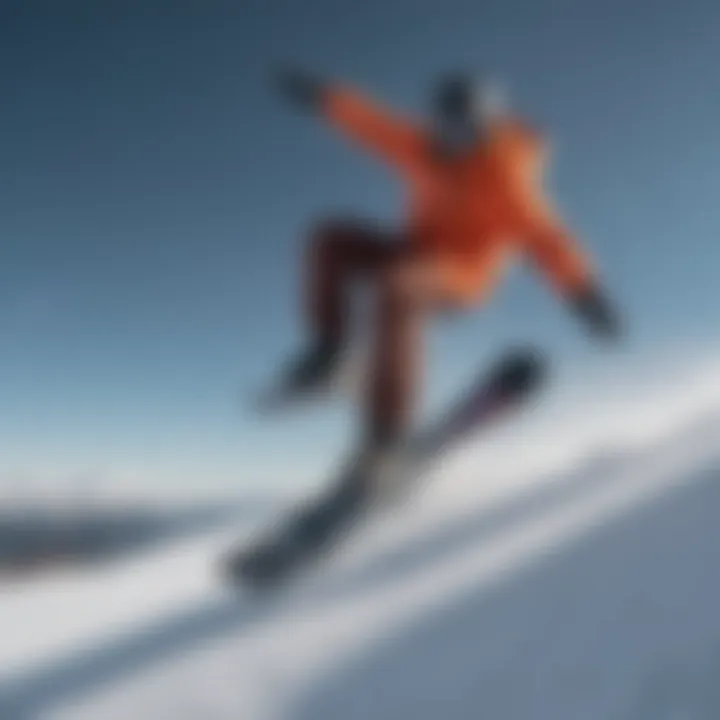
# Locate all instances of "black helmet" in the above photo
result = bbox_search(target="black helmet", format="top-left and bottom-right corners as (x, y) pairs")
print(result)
(431, 73), (507, 152)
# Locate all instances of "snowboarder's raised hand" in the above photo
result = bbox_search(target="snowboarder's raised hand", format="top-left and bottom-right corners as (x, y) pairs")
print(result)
(571, 285), (621, 341)
(276, 69), (327, 111)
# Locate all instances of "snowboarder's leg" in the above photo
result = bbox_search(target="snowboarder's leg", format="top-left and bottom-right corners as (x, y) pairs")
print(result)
(276, 220), (397, 397)
(364, 253), (459, 449)
(305, 219), (395, 349)
(304, 252), (466, 524)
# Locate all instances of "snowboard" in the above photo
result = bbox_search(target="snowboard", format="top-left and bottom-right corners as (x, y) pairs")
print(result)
(225, 347), (547, 588)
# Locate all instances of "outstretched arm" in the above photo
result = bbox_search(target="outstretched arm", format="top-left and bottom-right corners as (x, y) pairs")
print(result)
(276, 69), (423, 172)
(518, 192), (620, 340)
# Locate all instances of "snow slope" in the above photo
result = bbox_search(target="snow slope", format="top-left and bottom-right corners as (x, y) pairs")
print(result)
(2, 376), (720, 719)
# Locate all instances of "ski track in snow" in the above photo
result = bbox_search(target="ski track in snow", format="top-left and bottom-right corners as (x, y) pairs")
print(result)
(2, 390), (720, 718)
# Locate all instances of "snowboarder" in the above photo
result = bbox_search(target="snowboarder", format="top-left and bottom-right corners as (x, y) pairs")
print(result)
(233, 71), (621, 584)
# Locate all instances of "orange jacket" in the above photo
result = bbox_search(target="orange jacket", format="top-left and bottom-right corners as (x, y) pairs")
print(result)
(324, 86), (593, 302)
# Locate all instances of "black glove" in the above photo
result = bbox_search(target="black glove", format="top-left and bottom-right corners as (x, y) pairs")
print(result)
(275, 69), (327, 111)
(570, 285), (621, 341)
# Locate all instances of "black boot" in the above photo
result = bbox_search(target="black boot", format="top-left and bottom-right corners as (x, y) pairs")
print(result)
(281, 339), (342, 395)
(257, 340), (345, 411)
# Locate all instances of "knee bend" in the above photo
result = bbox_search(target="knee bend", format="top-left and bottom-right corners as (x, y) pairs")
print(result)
(308, 219), (352, 261)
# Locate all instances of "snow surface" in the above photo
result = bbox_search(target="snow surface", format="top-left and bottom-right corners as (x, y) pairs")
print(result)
(3, 373), (720, 719)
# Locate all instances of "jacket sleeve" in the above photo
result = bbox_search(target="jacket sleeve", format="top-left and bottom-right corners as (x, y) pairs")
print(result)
(505, 127), (594, 296)
(519, 192), (594, 296)
(323, 86), (424, 173)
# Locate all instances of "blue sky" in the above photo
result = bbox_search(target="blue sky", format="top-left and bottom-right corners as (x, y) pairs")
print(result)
(1, 0), (719, 491)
